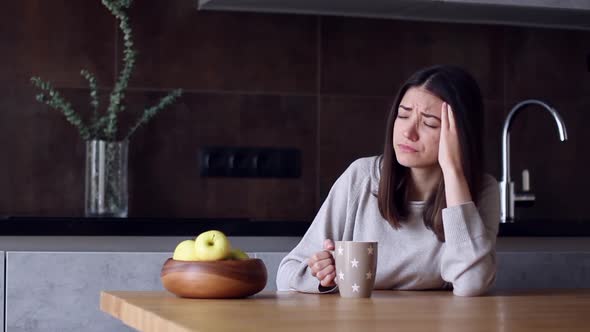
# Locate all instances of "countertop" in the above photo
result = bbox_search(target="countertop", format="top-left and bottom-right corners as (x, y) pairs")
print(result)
(1, 216), (589, 236)
(101, 289), (590, 332)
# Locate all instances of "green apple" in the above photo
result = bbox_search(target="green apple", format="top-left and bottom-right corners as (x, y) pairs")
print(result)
(194, 230), (231, 261)
(172, 240), (199, 261)
(229, 248), (250, 260)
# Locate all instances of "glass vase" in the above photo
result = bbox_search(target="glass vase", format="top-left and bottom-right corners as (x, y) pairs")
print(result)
(85, 140), (129, 218)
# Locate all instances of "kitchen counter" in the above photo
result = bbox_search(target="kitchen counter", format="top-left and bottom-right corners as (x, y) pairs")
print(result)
(0, 216), (309, 236)
(101, 289), (590, 332)
(1, 216), (589, 236)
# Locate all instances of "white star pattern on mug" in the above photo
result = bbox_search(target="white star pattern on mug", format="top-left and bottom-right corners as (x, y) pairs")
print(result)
(334, 241), (377, 298)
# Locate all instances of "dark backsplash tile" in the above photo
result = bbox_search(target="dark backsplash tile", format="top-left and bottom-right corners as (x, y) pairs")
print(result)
(483, 99), (506, 179)
(505, 26), (590, 100)
(0, 86), (87, 216)
(319, 95), (392, 200)
(126, 0), (317, 94)
(320, 17), (407, 96)
(0, 0), (115, 88)
(126, 91), (318, 220)
(320, 17), (504, 99)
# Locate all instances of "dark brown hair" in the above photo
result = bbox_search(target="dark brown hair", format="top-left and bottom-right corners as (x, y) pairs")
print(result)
(377, 65), (484, 242)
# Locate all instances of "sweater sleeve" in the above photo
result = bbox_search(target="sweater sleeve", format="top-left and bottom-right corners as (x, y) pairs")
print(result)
(275, 160), (365, 293)
(440, 174), (500, 296)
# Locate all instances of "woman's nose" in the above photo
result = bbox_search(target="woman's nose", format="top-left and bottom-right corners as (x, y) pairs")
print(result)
(403, 121), (419, 141)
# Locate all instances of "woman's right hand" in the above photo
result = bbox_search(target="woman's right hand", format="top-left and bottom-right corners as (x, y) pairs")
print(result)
(307, 239), (336, 287)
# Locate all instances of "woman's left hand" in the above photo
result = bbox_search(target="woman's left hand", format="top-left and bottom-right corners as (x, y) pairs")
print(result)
(438, 102), (464, 176)
(439, 102), (473, 207)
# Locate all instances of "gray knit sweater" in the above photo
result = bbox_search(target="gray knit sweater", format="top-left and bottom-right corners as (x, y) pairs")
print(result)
(276, 156), (500, 296)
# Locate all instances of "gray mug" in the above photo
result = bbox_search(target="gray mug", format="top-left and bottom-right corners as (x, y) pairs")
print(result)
(334, 241), (378, 298)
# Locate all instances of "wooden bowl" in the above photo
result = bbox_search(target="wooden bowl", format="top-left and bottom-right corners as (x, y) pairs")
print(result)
(160, 258), (268, 299)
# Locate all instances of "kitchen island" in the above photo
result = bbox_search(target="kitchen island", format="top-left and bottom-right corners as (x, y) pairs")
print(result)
(101, 289), (590, 331)
(2, 216), (590, 237)
(2, 215), (590, 331)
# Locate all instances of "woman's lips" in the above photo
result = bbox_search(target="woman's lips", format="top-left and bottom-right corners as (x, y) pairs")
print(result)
(397, 144), (418, 153)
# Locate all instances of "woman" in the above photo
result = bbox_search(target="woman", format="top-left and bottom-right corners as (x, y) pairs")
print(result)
(276, 65), (500, 296)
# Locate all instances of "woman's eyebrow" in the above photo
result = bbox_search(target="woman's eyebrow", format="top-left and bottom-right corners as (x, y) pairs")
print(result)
(399, 105), (441, 121)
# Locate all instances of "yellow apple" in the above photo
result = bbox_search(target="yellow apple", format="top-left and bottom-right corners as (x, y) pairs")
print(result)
(194, 230), (231, 261)
(229, 248), (250, 260)
(172, 240), (199, 261)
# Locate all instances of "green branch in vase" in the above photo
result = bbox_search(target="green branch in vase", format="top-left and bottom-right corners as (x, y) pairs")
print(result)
(30, 0), (182, 142)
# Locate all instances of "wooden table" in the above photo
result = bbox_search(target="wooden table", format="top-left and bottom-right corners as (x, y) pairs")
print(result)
(101, 289), (590, 331)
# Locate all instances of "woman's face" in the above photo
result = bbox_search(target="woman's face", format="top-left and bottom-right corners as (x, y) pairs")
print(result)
(393, 87), (443, 169)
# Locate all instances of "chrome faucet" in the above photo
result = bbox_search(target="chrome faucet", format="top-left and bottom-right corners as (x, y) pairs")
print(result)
(500, 99), (568, 223)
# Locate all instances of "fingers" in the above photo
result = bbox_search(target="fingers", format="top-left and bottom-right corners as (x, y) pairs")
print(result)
(308, 251), (334, 276)
(309, 256), (333, 274)
(316, 264), (335, 280)
(441, 102), (449, 131)
(323, 239), (335, 251)
(310, 250), (333, 264)
(309, 239), (337, 287)
(320, 270), (336, 287)
(447, 103), (456, 130)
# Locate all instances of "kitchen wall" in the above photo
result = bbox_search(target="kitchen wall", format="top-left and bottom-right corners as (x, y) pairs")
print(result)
(1, 0), (589, 222)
